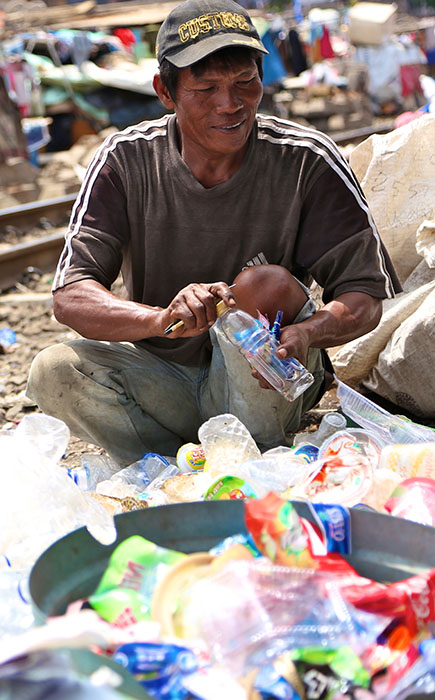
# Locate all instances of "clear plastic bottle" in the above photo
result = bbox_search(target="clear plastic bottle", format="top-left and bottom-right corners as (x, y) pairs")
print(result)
(293, 411), (347, 447)
(216, 302), (314, 402)
(68, 453), (121, 491)
(70, 452), (171, 491)
(116, 453), (171, 487)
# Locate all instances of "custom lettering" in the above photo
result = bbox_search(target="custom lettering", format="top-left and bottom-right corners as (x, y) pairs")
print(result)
(208, 12), (221, 30)
(179, 23), (190, 42)
(178, 12), (250, 43)
(186, 17), (201, 40)
(220, 12), (238, 29)
(198, 15), (212, 33)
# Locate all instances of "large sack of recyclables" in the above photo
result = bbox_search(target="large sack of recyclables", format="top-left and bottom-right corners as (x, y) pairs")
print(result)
(332, 114), (435, 419)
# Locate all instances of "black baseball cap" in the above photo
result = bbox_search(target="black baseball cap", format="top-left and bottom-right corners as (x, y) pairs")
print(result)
(156, 0), (268, 68)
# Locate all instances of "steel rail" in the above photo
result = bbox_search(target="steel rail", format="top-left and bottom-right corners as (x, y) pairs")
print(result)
(0, 193), (78, 228)
(0, 193), (78, 290)
(0, 232), (66, 291)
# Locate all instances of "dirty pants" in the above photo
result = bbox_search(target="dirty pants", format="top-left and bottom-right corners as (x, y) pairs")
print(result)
(26, 302), (324, 466)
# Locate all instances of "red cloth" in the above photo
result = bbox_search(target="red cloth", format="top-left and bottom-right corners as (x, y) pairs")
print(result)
(113, 28), (136, 50)
(320, 26), (335, 59)
(400, 64), (423, 98)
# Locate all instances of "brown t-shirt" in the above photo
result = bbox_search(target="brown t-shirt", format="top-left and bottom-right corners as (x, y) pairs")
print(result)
(53, 113), (401, 366)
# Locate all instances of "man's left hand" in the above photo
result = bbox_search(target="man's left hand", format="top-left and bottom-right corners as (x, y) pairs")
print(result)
(250, 323), (310, 390)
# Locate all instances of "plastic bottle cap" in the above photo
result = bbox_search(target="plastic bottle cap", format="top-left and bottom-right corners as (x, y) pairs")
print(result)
(216, 300), (229, 317)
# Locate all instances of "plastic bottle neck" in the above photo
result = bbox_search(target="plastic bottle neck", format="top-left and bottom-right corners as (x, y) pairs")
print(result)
(216, 300), (230, 317)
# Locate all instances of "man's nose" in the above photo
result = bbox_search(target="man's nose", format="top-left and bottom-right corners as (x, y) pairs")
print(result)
(215, 86), (243, 113)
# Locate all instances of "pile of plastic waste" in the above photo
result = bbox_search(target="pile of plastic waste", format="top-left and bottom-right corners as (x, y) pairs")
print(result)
(0, 413), (117, 638)
(88, 495), (435, 698)
(77, 379), (435, 526)
(1, 378), (434, 643)
(3, 495), (435, 699)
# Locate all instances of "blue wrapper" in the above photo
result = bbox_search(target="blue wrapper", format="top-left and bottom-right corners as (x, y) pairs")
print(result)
(309, 503), (352, 555)
(294, 444), (319, 463)
(254, 665), (300, 699)
(114, 642), (197, 675)
(114, 643), (198, 698)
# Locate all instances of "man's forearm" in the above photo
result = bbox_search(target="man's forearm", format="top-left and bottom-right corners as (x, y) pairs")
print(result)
(277, 291), (382, 364)
(53, 280), (164, 341)
(298, 292), (382, 348)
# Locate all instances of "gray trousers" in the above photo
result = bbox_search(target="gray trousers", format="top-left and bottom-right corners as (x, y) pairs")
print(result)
(27, 303), (324, 466)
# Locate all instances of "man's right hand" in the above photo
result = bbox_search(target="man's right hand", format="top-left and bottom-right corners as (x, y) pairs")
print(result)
(162, 281), (236, 337)
(53, 279), (237, 343)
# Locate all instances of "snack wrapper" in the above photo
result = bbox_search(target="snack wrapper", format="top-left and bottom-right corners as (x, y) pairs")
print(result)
(245, 492), (316, 568)
(244, 494), (435, 638)
(88, 535), (185, 626)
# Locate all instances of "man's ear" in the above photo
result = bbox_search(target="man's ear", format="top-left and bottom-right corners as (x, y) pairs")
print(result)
(153, 73), (175, 109)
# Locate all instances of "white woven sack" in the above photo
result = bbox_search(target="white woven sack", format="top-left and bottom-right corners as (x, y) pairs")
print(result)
(350, 114), (435, 284)
(332, 280), (435, 390)
(361, 286), (435, 418)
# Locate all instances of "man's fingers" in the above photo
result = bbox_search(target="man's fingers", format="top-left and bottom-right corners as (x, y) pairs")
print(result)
(278, 326), (310, 365)
(209, 282), (237, 306)
(167, 282), (237, 337)
(169, 284), (220, 332)
(251, 368), (274, 390)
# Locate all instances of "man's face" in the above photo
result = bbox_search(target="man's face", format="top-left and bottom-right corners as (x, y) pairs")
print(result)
(171, 54), (263, 160)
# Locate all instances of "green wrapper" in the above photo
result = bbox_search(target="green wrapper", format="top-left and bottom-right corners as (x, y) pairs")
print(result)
(89, 535), (185, 624)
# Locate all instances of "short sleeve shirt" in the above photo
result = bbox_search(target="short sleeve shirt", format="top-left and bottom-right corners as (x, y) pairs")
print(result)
(53, 114), (401, 366)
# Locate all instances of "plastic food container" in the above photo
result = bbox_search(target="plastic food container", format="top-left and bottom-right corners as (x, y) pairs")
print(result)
(319, 428), (384, 469)
(335, 379), (434, 446)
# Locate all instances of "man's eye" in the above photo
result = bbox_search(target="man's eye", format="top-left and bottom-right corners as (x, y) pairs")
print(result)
(237, 78), (255, 86)
(197, 87), (213, 93)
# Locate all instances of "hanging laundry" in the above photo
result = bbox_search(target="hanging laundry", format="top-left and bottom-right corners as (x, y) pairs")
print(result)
(320, 26), (335, 60)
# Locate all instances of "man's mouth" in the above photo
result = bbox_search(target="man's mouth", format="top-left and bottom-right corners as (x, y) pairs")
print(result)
(216, 121), (244, 131)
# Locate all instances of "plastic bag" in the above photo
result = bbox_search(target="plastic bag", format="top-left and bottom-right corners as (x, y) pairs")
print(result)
(235, 454), (320, 499)
(0, 414), (116, 568)
(336, 379), (434, 445)
(180, 559), (386, 677)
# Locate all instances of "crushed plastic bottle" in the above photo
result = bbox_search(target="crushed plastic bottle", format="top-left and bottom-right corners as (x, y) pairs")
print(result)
(97, 463), (180, 501)
(77, 453), (122, 491)
(198, 414), (261, 479)
(216, 303), (314, 402)
(76, 452), (172, 493)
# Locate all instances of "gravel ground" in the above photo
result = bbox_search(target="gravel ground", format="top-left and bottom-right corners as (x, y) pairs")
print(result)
(0, 269), (339, 470)
(0, 271), (105, 469)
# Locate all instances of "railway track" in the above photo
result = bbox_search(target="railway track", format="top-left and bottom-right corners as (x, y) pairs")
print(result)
(0, 193), (78, 291)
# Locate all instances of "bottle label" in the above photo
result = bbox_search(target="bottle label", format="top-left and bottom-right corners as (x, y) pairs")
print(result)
(309, 503), (352, 555)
